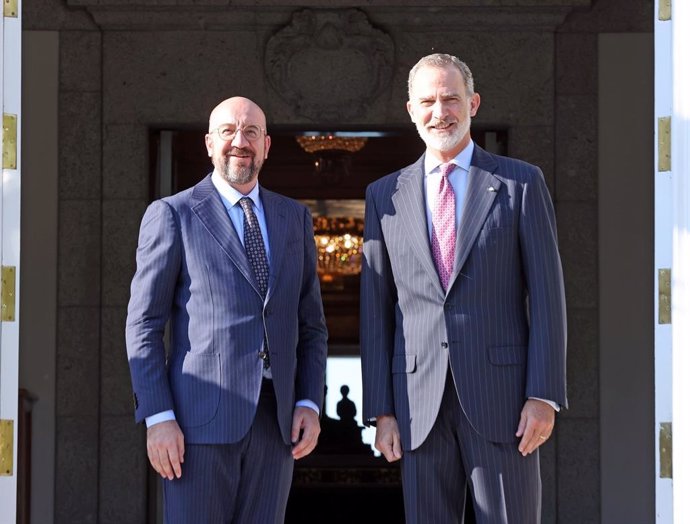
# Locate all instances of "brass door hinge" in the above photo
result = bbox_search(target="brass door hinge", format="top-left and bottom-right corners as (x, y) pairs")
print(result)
(0, 420), (13, 476)
(1, 266), (16, 321)
(659, 268), (671, 324)
(2, 114), (17, 169)
(659, 0), (671, 21)
(660, 422), (672, 478)
(658, 117), (671, 172)
(3, 0), (17, 18)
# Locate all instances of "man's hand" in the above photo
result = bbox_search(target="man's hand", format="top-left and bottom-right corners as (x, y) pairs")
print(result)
(375, 415), (403, 462)
(515, 399), (555, 456)
(147, 420), (185, 480)
(291, 406), (321, 459)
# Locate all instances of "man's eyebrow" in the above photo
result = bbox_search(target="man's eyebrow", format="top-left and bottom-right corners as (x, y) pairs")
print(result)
(415, 92), (462, 100)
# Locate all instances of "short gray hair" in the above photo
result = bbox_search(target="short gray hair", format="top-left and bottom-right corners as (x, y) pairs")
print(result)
(407, 53), (475, 98)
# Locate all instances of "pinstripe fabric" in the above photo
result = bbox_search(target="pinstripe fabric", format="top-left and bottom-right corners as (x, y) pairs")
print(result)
(126, 174), (327, 445)
(360, 145), (566, 520)
(125, 174), (328, 440)
(163, 381), (294, 524)
(401, 371), (540, 524)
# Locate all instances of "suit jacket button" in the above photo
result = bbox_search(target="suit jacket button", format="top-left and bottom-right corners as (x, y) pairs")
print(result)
(441, 342), (448, 349)
(259, 351), (267, 360)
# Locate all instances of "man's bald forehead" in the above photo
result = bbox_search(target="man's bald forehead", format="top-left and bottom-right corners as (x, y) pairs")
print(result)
(208, 97), (267, 131)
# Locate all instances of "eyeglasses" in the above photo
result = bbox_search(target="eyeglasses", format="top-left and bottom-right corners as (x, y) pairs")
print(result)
(211, 123), (266, 142)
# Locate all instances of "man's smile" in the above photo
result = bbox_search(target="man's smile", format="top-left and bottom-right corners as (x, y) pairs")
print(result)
(428, 120), (456, 132)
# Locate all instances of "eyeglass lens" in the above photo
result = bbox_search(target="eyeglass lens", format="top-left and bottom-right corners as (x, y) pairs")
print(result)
(217, 124), (263, 141)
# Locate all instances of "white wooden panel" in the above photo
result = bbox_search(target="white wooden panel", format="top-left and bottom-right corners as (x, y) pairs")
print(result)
(671, 2), (690, 522)
(0, 0), (21, 520)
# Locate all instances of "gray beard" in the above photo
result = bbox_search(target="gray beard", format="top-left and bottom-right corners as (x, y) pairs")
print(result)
(415, 119), (469, 153)
(218, 156), (259, 186)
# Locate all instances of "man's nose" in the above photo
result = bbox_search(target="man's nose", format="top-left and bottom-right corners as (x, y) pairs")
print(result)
(231, 128), (250, 147)
(431, 100), (446, 119)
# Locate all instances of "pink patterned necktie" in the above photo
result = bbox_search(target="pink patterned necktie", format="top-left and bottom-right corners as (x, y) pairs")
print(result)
(431, 162), (457, 291)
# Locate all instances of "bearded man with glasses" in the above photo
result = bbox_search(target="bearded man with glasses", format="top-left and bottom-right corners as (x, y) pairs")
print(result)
(125, 96), (328, 523)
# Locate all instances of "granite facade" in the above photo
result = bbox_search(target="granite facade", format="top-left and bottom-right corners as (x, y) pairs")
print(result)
(22, 0), (653, 521)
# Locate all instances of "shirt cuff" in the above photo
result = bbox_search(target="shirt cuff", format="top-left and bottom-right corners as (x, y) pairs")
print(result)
(529, 397), (560, 412)
(145, 410), (176, 428)
(296, 399), (319, 416)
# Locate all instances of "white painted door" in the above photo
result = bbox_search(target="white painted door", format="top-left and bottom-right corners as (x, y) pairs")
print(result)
(0, 0), (21, 520)
(655, 1), (690, 523)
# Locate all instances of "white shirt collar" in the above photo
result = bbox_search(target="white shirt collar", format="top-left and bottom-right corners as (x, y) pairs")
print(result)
(211, 170), (262, 211)
(423, 140), (475, 176)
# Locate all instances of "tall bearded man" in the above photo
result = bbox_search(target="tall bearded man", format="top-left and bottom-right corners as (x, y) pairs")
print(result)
(360, 53), (567, 523)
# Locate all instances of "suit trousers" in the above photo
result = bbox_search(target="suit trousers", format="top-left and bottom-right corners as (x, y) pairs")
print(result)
(163, 379), (294, 524)
(401, 371), (541, 524)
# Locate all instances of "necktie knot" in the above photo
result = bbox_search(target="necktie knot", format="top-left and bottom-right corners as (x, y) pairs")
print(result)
(239, 196), (253, 215)
(440, 162), (456, 178)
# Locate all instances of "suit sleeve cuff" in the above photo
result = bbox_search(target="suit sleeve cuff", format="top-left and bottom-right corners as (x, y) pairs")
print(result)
(296, 399), (319, 416)
(145, 410), (176, 428)
(529, 397), (560, 412)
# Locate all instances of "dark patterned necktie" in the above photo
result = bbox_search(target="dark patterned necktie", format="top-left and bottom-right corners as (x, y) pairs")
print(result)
(239, 197), (269, 298)
(239, 197), (270, 369)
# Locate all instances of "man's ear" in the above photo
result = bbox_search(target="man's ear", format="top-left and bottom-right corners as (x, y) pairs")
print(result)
(406, 101), (415, 122)
(264, 135), (271, 160)
(469, 93), (481, 118)
(204, 134), (214, 157)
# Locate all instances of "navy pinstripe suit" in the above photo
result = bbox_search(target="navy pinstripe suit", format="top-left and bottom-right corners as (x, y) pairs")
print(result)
(125, 174), (328, 521)
(361, 145), (567, 522)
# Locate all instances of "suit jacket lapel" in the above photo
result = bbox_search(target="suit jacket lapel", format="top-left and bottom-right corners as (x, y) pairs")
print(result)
(261, 188), (288, 302)
(190, 175), (259, 295)
(448, 145), (501, 291)
(391, 155), (445, 297)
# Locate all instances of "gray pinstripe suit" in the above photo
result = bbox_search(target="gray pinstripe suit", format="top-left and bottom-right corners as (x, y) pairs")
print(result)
(125, 174), (328, 522)
(361, 145), (567, 522)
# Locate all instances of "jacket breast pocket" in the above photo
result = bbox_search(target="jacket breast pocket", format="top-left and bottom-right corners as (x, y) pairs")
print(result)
(477, 226), (514, 252)
(285, 237), (301, 252)
(392, 354), (417, 374)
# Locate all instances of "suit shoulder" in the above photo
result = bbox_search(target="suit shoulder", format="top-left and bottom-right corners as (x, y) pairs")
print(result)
(366, 164), (414, 197)
(160, 186), (195, 208)
(489, 153), (544, 184)
(158, 173), (214, 211)
(261, 188), (309, 215)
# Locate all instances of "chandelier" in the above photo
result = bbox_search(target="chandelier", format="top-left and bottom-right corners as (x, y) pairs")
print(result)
(313, 216), (364, 285)
(296, 134), (368, 154)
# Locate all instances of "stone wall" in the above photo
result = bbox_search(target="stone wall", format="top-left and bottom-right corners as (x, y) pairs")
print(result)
(23, 0), (652, 522)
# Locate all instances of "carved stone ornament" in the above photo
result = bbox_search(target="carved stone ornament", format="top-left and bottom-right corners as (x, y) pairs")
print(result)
(265, 9), (395, 122)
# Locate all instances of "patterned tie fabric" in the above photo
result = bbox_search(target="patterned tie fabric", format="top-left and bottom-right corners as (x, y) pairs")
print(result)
(239, 197), (270, 369)
(239, 197), (269, 298)
(431, 163), (457, 291)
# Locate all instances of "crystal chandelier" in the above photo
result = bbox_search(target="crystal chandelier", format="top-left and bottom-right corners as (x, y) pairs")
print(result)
(296, 134), (368, 154)
(313, 216), (364, 284)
